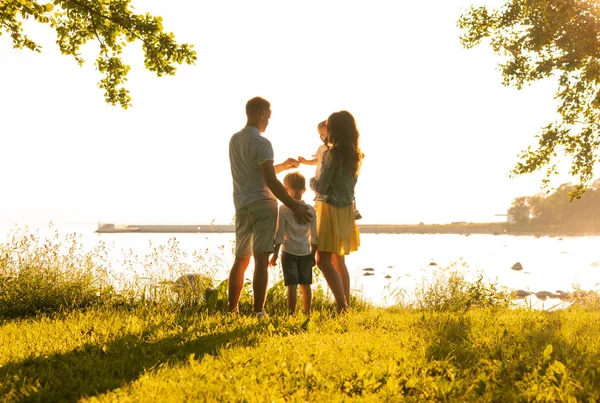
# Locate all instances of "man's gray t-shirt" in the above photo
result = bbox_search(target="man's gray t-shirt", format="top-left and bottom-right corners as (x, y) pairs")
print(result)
(229, 126), (276, 210)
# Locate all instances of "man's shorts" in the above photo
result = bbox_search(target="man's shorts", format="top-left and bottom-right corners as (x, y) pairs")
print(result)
(281, 251), (313, 286)
(235, 199), (277, 257)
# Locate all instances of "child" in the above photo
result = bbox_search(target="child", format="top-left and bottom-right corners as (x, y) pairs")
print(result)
(298, 120), (329, 180)
(269, 172), (318, 315)
(299, 120), (362, 220)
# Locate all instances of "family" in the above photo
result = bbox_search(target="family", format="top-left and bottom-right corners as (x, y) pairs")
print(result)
(228, 97), (363, 316)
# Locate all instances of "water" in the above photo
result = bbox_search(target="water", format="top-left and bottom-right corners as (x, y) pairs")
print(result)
(2, 222), (599, 308)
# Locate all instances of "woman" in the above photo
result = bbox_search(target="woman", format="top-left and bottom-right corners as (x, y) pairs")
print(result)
(310, 111), (363, 313)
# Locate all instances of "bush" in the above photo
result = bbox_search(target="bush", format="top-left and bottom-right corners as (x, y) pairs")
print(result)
(412, 262), (512, 312)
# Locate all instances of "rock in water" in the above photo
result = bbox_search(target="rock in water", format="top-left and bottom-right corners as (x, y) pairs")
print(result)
(429, 262), (438, 266)
(362, 267), (375, 272)
(384, 275), (392, 279)
(535, 291), (552, 299)
(363, 272), (375, 276)
(511, 262), (523, 271)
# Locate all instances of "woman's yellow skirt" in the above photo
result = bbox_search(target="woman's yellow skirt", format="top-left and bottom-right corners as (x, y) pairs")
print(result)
(315, 201), (360, 255)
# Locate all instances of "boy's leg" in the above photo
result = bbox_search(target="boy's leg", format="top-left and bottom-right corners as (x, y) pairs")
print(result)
(300, 284), (312, 315)
(297, 255), (313, 315)
(287, 285), (298, 314)
(282, 252), (300, 314)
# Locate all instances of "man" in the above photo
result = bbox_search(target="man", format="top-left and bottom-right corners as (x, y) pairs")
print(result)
(228, 96), (313, 316)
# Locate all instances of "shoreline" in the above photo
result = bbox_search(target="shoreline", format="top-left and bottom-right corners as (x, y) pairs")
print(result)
(95, 222), (600, 237)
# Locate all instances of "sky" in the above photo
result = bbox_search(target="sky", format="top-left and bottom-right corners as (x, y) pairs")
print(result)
(0, 0), (581, 226)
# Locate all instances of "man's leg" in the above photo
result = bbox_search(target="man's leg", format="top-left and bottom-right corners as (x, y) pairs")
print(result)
(228, 256), (251, 312)
(249, 200), (278, 314)
(252, 252), (270, 313)
(230, 205), (252, 313)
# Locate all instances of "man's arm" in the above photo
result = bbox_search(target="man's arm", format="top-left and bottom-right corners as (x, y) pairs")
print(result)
(260, 161), (299, 209)
(260, 161), (313, 223)
(270, 207), (285, 267)
(274, 158), (299, 174)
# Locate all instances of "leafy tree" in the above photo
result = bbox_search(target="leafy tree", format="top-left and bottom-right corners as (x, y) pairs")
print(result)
(508, 196), (531, 225)
(511, 181), (600, 230)
(0, 0), (197, 108)
(458, 0), (600, 199)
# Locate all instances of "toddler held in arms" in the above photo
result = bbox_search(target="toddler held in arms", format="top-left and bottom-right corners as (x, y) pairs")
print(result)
(299, 120), (362, 220)
(269, 172), (317, 315)
(298, 120), (329, 179)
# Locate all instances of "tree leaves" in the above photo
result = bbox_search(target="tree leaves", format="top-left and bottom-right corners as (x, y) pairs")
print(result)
(459, 0), (600, 199)
(0, 0), (197, 108)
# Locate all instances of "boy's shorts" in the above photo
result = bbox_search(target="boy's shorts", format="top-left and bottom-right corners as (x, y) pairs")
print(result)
(281, 251), (313, 286)
(234, 199), (277, 257)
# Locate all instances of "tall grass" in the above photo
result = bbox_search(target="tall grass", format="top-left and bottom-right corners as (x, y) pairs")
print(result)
(2, 226), (557, 320)
(412, 261), (512, 311)
(0, 227), (345, 318)
(0, 229), (113, 317)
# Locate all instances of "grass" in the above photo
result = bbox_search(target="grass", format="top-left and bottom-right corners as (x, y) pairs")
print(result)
(2, 227), (600, 401)
(2, 307), (600, 401)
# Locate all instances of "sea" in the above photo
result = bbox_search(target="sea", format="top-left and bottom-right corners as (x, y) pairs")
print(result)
(2, 221), (599, 309)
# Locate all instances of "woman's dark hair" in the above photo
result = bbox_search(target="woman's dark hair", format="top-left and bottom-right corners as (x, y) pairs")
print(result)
(326, 111), (363, 177)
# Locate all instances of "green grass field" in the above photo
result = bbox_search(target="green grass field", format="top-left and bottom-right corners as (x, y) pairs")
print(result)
(2, 228), (600, 401)
(2, 306), (600, 401)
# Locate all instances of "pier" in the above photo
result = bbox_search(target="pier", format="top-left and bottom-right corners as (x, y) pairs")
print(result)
(96, 222), (511, 235)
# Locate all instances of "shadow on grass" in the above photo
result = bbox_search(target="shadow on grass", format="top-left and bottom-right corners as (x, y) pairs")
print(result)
(423, 311), (600, 399)
(425, 314), (476, 366)
(424, 313), (577, 367)
(0, 313), (266, 402)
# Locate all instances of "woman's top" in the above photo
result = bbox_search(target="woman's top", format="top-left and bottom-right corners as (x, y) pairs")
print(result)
(310, 149), (357, 207)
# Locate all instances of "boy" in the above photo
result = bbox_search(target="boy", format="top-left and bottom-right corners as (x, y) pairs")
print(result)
(269, 172), (317, 315)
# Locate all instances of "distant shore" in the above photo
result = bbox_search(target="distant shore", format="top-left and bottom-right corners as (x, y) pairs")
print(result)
(96, 222), (600, 236)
